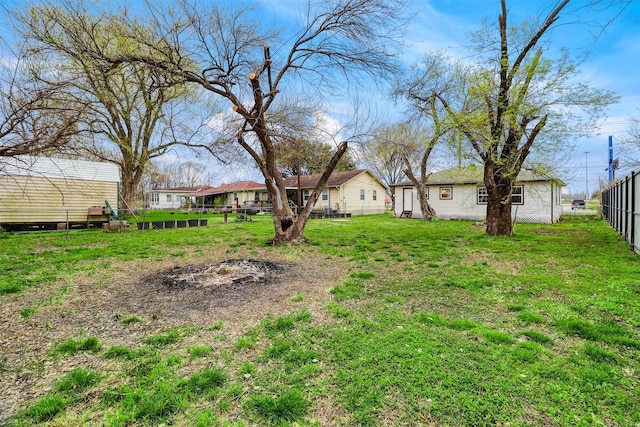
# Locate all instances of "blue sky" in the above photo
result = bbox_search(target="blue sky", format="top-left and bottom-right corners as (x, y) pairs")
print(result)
(259, 0), (639, 195)
(2, 0), (638, 194)
(398, 0), (640, 196)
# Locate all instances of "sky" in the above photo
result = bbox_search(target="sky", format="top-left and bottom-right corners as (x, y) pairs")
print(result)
(261, 0), (640, 196)
(396, 0), (640, 197)
(2, 0), (638, 195)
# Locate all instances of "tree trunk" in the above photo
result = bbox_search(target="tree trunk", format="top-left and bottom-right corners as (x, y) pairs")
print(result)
(416, 182), (436, 220)
(266, 174), (308, 244)
(484, 162), (514, 236)
(485, 192), (513, 236)
(262, 141), (348, 244)
(120, 172), (138, 215)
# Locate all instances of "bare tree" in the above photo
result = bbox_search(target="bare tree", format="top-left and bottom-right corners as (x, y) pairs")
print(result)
(0, 39), (82, 162)
(357, 130), (407, 209)
(278, 138), (356, 178)
(618, 115), (640, 174)
(426, 0), (619, 236)
(103, 0), (407, 243)
(392, 121), (446, 220)
(14, 2), (218, 210)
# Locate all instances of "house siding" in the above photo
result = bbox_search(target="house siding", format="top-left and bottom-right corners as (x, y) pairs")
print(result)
(150, 191), (188, 210)
(394, 181), (563, 224)
(0, 157), (120, 225)
(1, 156), (120, 183)
(332, 172), (386, 215)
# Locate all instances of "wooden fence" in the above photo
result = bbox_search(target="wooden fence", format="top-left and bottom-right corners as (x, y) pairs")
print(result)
(601, 170), (640, 254)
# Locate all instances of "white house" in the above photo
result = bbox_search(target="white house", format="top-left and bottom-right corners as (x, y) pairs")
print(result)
(282, 169), (388, 215)
(391, 165), (564, 224)
(185, 181), (268, 209)
(149, 186), (214, 210)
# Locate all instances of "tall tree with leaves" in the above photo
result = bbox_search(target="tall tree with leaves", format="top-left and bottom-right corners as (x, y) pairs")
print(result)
(103, 0), (406, 243)
(15, 3), (215, 210)
(421, 0), (619, 236)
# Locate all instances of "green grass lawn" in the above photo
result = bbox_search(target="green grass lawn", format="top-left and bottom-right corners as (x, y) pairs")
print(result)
(1, 214), (639, 426)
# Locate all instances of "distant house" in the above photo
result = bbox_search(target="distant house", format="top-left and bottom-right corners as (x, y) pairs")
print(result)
(186, 181), (267, 209)
(391, 165), (564, 224)
(149, 186), (214, 210)
(0, 155), (120, 230)
(282, 169), (387, 215)
(171, 170), (388, 215)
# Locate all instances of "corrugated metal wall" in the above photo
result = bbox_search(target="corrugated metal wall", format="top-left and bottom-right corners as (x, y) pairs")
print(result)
(602, 171), (639, 254)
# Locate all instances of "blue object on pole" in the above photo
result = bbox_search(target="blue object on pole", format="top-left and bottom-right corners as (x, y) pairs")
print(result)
(608, 135), (613, 182)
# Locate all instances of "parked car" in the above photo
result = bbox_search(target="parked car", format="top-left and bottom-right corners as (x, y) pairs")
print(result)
(571, 199), (586, 210)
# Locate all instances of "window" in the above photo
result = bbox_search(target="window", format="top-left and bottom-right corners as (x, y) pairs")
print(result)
(303, 189), (310, 201)
(477, 185), (524, 204)
(477, 186), (488, 204)
(360, 189), (365, 200)
(322, 189), (329, 201)
(512, 185), (524, 204)
(254, 191), (260, 201)
(439, 187), (452, 200)
(166, 194), (172, 202)
(150, 193), (159, 204)
(372, 190), (377, 201)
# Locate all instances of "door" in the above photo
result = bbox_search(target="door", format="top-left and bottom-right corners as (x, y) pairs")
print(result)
(403, 188), (413, 211)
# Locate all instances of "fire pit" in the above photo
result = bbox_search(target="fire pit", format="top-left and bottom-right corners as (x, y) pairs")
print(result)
(160, 259), (285, 290)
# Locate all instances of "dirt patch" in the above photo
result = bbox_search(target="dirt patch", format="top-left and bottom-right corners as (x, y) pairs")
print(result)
(0, 253), (347, 423)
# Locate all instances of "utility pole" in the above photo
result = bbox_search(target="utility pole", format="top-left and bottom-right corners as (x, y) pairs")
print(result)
(584, 151), (589, 200)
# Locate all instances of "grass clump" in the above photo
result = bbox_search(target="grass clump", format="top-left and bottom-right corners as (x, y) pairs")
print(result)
(554, 319), (640, 348)
(181, 367), (226, 395)
(234, 333), (258, 350)
(20, 307), (36, 321)
(330, 279), (365, 301)
(521, 330), (554, 345)
(54, 368), (102, 393)
(144, 328), (183, 347)
(349, 271), (375, 279)
(19, 395), (69, 423)
(325, 302), (352, 319)
(245, 390), (310, 425)
(289, 293), (305, 302)
(206, 321), (224, 331)
(103, 345), (137, 360)
(516, 310), (546, 324)
(582, 343), (617, 363)
(102, 358), (186, 425)
(483, 330), (514, 344)
(52, 337), (102, 355)
(188, 345), (212, 360)
(121, 315), (142, 324)
(263, 315), (295, 336)
(17, 368), (102, 423)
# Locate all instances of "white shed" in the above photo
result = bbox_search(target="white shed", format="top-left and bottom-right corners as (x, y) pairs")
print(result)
(392, 165), (564, 224)
(0, 156), (120, 230)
